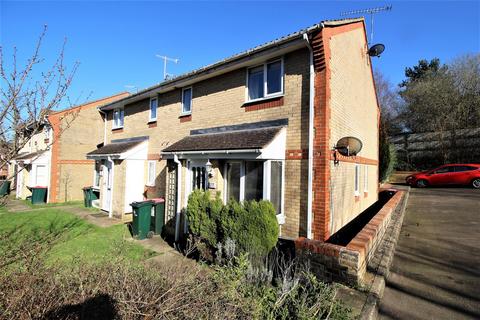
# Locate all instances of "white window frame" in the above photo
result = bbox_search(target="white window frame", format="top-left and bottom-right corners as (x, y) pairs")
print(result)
(112, 108), (124, 129)
(245, 58), (284, 103)
(181, 87), (192, 115)
(354, 164), (360, 196)
(364, 165), (368, 193)
(147, 160), (156, 186)
(223, 160), (285, 223)
(149, 97), (158, 122)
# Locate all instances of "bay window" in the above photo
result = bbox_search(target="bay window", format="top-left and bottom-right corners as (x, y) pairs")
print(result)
(244, 161), (263, 201)
(226, 162), (241, 202)
(246, 59), (283, 102)
(224, 160), (284, 218)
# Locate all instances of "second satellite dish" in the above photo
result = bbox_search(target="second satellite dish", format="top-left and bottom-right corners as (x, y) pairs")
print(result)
(368, 44), (385, 57)
(335, 137), (363, 156)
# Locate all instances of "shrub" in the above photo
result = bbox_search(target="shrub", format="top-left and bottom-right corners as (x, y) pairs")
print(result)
(186, 190), (279, 259)
(229, 200), (279, 258)
(379, 125), (398, 182)
(186, 189), (221, 247)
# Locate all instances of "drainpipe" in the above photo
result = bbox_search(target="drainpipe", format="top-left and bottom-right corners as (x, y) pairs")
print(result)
(173, 154), (182, 242)
(98, 109), (107, 145)
(303, 33), (314, 239)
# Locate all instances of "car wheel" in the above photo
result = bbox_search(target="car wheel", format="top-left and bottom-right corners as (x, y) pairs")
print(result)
(472, 178), (480, 189)
(416, 179), (428, 188)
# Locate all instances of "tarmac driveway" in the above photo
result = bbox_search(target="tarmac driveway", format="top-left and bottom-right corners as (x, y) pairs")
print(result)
(378, 187), (480, 320)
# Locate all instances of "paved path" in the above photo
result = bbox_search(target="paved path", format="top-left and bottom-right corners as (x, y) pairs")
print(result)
(378, 187), (480, 320)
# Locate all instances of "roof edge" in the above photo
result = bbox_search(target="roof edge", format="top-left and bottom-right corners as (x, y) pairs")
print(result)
(99, 17), (364, 111)
(49, 92), (130, 117)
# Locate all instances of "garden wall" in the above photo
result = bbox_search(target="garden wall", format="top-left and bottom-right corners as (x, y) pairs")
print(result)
(295, 190), (405, 285)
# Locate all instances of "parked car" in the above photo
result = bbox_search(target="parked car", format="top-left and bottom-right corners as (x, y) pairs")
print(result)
(406, 164), (480, 188)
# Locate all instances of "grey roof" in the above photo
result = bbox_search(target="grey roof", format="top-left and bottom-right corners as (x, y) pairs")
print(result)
(100, 17), (364, 111)
(163, 127), (282, 153)
(15, 150), (45, 161)
(87, 140), (144, 156)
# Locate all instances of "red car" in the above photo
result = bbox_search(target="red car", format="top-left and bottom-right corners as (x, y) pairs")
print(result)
(406, 164), (480, 189)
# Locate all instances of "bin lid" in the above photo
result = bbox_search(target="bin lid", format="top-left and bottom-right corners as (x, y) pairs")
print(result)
(32, 186), (48, 189)
(150, 197), (165, 203)
(130, 200), (154, 208)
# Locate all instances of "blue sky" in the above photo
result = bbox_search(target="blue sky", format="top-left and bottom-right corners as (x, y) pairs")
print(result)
(1, 1), (479, 106)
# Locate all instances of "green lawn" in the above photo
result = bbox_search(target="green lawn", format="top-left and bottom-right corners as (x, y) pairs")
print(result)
(0, 206), (155, 266)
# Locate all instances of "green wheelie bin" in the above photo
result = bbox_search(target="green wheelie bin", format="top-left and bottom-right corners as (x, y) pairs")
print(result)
(150, 198), (165, 235)
(0, 180), (11, 196)
(31, 186), (47, 204)
(131, 200), (154, 240)
(82, 186), (93, 207)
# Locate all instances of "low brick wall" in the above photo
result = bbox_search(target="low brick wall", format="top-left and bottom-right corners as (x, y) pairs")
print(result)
(295, 190), (405, 285)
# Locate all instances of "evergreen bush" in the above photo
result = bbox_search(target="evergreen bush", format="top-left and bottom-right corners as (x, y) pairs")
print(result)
(186, 190), (279, 258)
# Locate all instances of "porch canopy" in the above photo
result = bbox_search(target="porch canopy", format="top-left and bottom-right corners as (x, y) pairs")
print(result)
(86, 136), (148, 160)
(162, 120), (287, 160)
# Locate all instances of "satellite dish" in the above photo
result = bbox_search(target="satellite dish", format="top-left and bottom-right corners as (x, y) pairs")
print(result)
(335, 137), (363, 156)
(368, 44), (385, 57)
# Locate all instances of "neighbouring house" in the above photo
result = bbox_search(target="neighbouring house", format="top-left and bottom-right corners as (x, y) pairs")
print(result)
(87, 17), (379, 241)
(12, 93), (130, 202)
(12, 122), (53, 200)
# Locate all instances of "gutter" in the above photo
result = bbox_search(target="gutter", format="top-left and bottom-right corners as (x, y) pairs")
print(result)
(303, 32), (315, 240)
(162, 148), (262, 157)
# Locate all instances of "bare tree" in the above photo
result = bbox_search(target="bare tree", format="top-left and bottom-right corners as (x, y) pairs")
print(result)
(0, 25), (79, 172)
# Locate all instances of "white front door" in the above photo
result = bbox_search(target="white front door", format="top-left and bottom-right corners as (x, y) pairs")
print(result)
(35, 164), (48, 186)
(102, 160), (113, 214)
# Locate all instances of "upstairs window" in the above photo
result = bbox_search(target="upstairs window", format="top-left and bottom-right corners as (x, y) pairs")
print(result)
(247, 59), (283, 101)
(182, 87), (192, 115)
(113, 108), (124, 129)
(149, 98), (157, 122)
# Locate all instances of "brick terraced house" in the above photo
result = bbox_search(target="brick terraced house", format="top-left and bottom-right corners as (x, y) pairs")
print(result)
(87, 17), (379, 241)
(12, 93), (129, 202)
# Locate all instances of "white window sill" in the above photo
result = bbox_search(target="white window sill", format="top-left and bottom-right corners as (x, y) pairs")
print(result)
(145, 184), (155, 187)
(276, 213), (285, 225)
(245, 93), (284, 104)
(180, 112), (191, 117)
(148, 118), (157, 123)
(112, 126), (124, 130)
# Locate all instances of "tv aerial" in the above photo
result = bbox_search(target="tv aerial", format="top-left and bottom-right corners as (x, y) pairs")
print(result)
(340, 5), (392, 57)
(156, 54), (180, 80)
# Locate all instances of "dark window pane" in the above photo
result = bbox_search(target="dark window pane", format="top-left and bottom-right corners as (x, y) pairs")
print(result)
(270, 161), (282, 214)
(226, 163), (241, 202)
(248, 66), (264, 100)
(434, 166), (454, 174)
(183, 88), (192, 113)
(267, 61), (281, 94)
(454, 166), (475, 172)
(245, 161), (263, 201)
